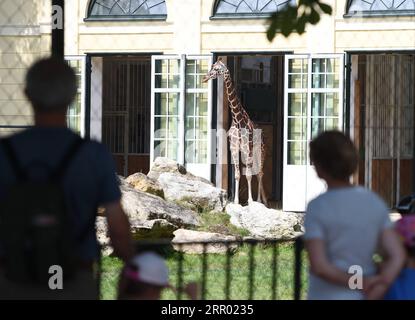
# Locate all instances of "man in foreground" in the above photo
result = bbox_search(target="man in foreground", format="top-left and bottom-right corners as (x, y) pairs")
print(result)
(0, 57), (133, 299)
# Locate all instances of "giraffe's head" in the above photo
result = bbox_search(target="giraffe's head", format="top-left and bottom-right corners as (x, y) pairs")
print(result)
(202, 58), (227, 83)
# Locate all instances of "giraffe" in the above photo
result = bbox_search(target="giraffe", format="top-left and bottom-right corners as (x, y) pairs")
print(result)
(203, 59), (267, 206)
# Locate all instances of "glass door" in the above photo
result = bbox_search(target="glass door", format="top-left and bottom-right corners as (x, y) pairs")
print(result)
(151, 55), (212, 180)
(283, 55), (309, 212)
(184, 55), (212, 180)
(283, 54), (344, 212)
(151, 55), (183, 164)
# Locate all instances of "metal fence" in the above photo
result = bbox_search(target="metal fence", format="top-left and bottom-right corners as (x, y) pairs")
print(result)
(131, 237), (305, 300)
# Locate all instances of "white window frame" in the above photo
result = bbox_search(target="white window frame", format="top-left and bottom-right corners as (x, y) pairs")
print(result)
(150, 54), (213, 180)
(185, 55), (213, 178)
(283, 53), (345, 212)
(150, 55), (183, 165)
(65, 55), (86, 138)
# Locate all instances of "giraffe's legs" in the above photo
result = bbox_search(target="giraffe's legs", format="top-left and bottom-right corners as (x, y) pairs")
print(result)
(234, 172), (240, 204)
(252, 128), (265, 205)
(246, 161), (254, 204)
(257, 139), (268, 206)
(240, 128), (254, 204)
(229, 128), (240, 205)
(260, 177), (268, 206)
(257, 173), (263, 203)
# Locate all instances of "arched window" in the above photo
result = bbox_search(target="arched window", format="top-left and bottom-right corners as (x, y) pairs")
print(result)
(346, 0), (415, 17)
(86, 0), (167, 20)
(212, 0), (296, 18)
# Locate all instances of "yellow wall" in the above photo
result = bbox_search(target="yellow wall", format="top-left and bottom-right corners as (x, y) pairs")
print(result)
(334, 1), (415, 52)
(0, 0), (51, 131)
(73, 0), (414, 55)
(0, 0), (414, 132)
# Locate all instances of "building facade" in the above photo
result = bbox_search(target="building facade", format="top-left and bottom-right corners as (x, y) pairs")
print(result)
(1, 0), (414, 211)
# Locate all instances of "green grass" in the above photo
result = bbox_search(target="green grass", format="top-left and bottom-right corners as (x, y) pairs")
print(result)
(100, 243), (308, 300)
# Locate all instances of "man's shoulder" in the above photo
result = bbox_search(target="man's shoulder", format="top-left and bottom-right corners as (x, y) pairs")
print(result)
(80, 139), (117, 174)
(2, 129), (114, 167)
(82, 139), (112, 155)
(76, 139), (115, 171)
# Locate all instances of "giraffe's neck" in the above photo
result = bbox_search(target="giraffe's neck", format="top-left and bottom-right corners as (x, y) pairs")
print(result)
(223, 69), (245, 124)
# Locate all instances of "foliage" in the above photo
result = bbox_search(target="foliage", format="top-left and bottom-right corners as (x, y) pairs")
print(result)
(267, 0), (332, 40)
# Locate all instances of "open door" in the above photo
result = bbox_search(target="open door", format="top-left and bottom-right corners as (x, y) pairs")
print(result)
(102, 56), (151, 176)
(150, 55), (212, 180)
(283, 54), (344, 212)
(151, 55), (183, 165)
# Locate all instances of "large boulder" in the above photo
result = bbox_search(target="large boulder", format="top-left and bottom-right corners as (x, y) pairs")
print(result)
(172, 229), (238, 254)
(126, 172), (164, 198)
(158, 172), (227, 212)
(96, 217), (178, 257)
(147, 157), (227, 212)
(130, 219), (177, 240)
(147, 157), (187, 181)
(226, 202), (304, 240)
(148, 157), (211, 184)
(119, 177), (200, 228)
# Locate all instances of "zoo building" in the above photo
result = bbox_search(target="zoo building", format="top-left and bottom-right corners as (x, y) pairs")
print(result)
(1, 0), (415, 211)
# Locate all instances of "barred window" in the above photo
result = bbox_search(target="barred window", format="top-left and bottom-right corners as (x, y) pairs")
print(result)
(212, 0), (296, 18)
(86, 0), (167, 20)
(346, 0), (415, 17)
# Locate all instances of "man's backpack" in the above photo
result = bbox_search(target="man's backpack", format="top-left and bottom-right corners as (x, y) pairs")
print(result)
(0, 137), (88, 287)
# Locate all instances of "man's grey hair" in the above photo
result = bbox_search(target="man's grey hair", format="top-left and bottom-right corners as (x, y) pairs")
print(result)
(24, 57), (77, 113)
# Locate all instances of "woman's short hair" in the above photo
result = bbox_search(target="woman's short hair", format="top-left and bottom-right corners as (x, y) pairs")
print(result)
(24, 57), (77, 113)
(309, 131), (358, 181)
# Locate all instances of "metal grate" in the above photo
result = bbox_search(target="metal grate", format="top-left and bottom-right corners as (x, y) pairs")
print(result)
(133, 237), (305, 300)
(102, 57), (151, 156)
(364, 54), (415, 207)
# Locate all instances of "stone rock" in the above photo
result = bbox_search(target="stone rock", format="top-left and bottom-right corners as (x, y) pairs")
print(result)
(147, 157), (187, 181)
(96, 217), (178, 256)
(130, 219), (177, 240)
(242, 236), (265, 241)
(148, 157), (212, 184)
(126, 172), (164, 198)
(146, 157), (227, 212)
(226, 202), (304, 240)
(158, 172), (227, 212)
(172, 229), (238, 254)
(119, 177), (200, 228)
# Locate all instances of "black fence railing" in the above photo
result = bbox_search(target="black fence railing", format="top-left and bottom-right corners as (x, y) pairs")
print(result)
(131, 237), (305, 300)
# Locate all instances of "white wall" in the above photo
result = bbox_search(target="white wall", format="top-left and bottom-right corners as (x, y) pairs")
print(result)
(90, 56), (103, 141)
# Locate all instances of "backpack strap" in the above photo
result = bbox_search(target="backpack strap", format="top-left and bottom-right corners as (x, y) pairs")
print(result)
(50, 137), (86, 182)
(1, 137), (86, 183)
(1, 138), (29, 181)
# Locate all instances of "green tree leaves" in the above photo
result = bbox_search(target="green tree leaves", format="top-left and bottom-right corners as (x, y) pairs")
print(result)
(266, 0), (332, 41)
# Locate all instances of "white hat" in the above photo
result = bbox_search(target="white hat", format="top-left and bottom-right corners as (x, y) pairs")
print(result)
(126, 252), (170, 287)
